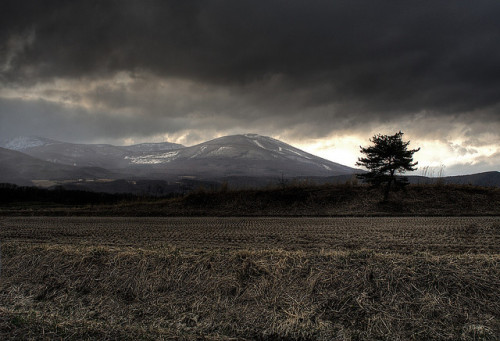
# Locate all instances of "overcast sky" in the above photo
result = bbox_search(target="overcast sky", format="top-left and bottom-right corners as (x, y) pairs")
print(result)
(1, 1), (499, 175)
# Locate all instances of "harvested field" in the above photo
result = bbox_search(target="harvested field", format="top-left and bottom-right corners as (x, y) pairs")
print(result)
(1, 216), (499, 340)
(1, 216), (499, 253)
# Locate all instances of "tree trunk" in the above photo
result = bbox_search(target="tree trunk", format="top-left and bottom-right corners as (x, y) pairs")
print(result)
(384, 172), (395, 201)
(384, 180), (391, 201)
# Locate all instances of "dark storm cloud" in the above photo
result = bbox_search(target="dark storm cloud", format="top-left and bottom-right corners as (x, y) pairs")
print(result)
(2, 0), (500, 119)
(0, 97), (190, 143)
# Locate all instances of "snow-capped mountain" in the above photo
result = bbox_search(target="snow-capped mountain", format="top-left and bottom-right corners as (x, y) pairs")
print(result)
(127, 134), (321, 163)
(1, 134), (357, 180)
(125, 134), (356, 177)
(4, 134), (498, 191)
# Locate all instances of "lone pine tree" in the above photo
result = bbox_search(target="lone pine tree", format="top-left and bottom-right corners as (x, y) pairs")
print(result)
(356, 131), (420, 201)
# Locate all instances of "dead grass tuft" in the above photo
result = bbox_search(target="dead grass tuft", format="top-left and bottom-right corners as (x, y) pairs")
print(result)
(1, 243), (499, 340)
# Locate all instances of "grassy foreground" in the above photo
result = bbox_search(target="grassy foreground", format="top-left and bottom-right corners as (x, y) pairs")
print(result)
(1, 184), (499, 339)
(1, 242), (499, 340)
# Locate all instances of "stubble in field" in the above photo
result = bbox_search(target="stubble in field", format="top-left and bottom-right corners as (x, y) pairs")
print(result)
(0, 216), (499, 340)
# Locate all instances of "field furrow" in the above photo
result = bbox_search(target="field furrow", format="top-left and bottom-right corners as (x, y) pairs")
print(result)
(1, 216), (499, 253)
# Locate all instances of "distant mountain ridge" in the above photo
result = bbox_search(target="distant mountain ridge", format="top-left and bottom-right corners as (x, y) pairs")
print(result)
(0, 147), (117, 185)
(0, 136), (184, 153)
(0, 134), (357, 179)
(409, 171), (500, 187)
(1, 134), (498, 192)
(0, 136), (185, 169)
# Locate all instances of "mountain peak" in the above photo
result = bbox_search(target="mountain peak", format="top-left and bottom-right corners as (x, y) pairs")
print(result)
(122, 133), (357, 177)
(242, 133), (263, 138)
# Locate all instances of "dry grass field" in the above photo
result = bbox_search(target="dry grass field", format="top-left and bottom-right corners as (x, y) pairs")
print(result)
(1, 216), (499, 340)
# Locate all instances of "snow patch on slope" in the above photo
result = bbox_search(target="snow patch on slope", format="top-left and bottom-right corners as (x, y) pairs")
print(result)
(252, 139), (267, 150)
(2, 136), (57, 151)
(125, 151), (180, 164)
(285, 148), (311, 159)
(208, 146), (234, 156)
(189, 145), (207, 158)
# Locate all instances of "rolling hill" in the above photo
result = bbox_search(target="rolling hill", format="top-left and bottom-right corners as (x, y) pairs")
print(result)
(0, 147), (117, 185)
(0, 136), (184, 169)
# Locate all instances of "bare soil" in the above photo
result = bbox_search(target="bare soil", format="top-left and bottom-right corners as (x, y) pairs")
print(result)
(1, 216), (499, 253)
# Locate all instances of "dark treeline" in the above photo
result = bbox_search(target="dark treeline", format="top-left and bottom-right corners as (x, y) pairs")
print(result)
(1, 181), (499, 217)
(0, 183), (147, 205)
